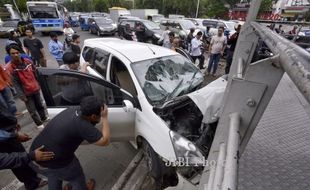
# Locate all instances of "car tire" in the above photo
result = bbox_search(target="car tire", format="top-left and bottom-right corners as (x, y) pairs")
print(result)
(142, 141), (163, 189)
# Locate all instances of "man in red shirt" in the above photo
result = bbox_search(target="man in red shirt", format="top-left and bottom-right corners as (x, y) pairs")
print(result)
(6, 44), (48, 128)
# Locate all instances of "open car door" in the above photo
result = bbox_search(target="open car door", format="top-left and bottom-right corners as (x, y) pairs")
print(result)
(36, 68), (136, 142)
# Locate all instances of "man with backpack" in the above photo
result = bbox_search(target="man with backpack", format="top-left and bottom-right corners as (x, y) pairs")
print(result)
(5, 44), (48, 129)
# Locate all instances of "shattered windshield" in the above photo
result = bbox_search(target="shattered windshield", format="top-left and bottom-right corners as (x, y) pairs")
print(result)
(131, 55), (204, 106)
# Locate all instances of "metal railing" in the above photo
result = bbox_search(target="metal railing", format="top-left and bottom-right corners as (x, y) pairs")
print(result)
(251, 22), (310, 103)
(198, 0), (310, 189)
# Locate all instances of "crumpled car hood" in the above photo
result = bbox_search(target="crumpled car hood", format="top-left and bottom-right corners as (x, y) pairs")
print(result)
(187, 77), (227, 123)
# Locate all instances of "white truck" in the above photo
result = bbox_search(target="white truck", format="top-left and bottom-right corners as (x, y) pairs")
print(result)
(130, 9), (164, 23)
(109, 7), (131, 23)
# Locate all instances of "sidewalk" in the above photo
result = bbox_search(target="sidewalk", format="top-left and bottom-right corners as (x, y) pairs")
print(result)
(238, 74), (310, 189)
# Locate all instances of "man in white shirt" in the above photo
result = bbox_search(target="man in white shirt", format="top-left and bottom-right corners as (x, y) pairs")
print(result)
(190, 31), (205, 69)
(158, 26), (170, 46)
(207, 26), (227, 76)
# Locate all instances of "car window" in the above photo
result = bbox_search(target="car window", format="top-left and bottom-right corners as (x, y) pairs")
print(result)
(202, 20), (217, 28)
(127, 21), (135, 29)
(110, 57), (137, 96)
(82, 46), (95, 63)
(92, 49), (110, 79)
(131, 55), (203, 106)
(120, 21), (128, 26)
(41, 73), (123, 106)
(160, 20), (168, 26)
(3, 22), (17, 27)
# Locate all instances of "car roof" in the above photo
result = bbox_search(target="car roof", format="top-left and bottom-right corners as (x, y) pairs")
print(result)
(84, 38), (178, 63)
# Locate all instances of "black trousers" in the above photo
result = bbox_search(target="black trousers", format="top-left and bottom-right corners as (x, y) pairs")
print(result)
(191, 55), (205, 69)
(0, 139), (40, 190)
(25, 92), (47, 126)
(225, 50), (234, 74)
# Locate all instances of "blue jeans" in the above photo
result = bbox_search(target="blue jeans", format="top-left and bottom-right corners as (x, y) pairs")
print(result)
(207, 53), (221, 75)
(0, 86), (17, 114)
(31, 157), (87, 190)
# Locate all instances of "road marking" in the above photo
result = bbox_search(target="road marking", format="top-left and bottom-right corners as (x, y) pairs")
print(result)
(1, 179), (23, 190)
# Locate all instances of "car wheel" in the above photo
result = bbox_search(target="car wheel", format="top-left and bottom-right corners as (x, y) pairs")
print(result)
(141, 140), (179, 189)
(141, 141), (163, 189)
(97, 30), (101, 36)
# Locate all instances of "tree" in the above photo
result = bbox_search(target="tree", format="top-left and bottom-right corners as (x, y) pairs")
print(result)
(93, 0), (109, 12)
(205, 0), (229, 18)
(304, 10), (310, 22)
(259, 0), (273, 13)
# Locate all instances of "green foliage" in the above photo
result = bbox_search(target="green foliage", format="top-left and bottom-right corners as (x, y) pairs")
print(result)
(304, 10), (310, 22)
(93, 0), (109, 12)
(259, 0), (273, 13)
(204, 0), (229, 18)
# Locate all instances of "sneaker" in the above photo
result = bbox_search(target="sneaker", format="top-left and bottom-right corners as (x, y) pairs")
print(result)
(36, 124), (45, 131)
(42, 116), (50, 122)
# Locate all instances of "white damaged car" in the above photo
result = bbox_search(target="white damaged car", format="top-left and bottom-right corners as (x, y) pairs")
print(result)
(36, 38), (226, 187)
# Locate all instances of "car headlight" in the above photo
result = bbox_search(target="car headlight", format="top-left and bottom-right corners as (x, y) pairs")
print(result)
(112, 23), (117, 28)
(99, 27), (104, 30)
(169, 130), (205, 166)
(154, 33), (161, 39)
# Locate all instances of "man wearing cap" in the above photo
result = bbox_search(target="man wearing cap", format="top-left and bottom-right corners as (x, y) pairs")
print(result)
(30, 96), (110, 190)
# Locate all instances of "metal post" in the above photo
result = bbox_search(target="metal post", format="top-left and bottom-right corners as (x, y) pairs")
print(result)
(237, 58), (244, 79)
(222, 113), (240, 190)
(212, 143), (226, 190)
(195, 0), (200, 18)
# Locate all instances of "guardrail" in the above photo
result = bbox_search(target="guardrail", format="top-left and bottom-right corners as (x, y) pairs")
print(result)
(250, 21), (310, 104)
(199, 0), (310, 189)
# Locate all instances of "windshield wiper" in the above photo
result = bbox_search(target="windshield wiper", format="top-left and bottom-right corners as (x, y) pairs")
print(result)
(186, 71), (199, 93)
(163, 79), (184, 102)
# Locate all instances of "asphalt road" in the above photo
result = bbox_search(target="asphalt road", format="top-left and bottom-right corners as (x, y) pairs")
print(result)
(0, 27), (138, 190)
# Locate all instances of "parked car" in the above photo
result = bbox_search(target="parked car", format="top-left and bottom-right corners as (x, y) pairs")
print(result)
(118, 19), (162, 44)
(202, 19), (236, 37)
(159, 19), (201, 49)
(88, 17), (117, 36)
(79, 14), (91, 31)
(298, 28), (310, 37)
(0, 20), (18, 38)
(117, 15), (140, 24)
(37, 38), (227, 186)
(185, 18), (206, 34)
(160, 19), (200, 37)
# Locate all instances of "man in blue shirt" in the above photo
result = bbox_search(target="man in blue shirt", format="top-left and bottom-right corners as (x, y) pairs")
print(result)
(0, 129), (54, 170)
(0, 106), (52, 189)
(48, 32), (64, 66)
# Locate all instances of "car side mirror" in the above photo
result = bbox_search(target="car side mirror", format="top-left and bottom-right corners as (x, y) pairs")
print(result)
(123, 100), (134, 112)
